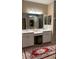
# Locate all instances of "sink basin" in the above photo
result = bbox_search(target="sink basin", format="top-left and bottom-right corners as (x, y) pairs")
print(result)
(34, 29), (43, 34)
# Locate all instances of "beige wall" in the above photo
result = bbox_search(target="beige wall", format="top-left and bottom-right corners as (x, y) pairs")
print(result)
(22, 1), (48, 15)
(48, 3), (56, 44)
(48, 3), (54, 33)
(48, 3), (53, 16)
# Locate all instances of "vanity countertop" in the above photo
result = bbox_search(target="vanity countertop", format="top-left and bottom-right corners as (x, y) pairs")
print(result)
(22, 29), (52, 34)
(22, 29), (34, 33)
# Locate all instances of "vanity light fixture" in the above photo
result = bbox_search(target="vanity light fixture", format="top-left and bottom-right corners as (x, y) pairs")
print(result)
(27, 11), (43, 14)
(26, 9), (43, 14)
(29, 15), (33, 17)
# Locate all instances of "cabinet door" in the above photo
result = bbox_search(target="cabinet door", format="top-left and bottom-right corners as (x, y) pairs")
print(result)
(22, 33), (34, 47)
(43, 31), (52, 43)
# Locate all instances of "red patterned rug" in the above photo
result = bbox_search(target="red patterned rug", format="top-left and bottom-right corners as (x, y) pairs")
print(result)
(24, 45), (56, 59)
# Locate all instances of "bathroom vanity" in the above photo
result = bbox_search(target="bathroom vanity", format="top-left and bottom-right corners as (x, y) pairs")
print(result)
(22, 29), (52, 47)
(22, 13), (52, 48)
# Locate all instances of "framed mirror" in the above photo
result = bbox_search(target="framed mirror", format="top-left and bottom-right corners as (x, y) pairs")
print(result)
(44, 15), (51, 25)
(22, 13), (43, 29)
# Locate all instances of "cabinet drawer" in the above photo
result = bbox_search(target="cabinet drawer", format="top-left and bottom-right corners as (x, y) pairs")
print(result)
(43, 31), (51, 35)
(22, 33), (32, 37)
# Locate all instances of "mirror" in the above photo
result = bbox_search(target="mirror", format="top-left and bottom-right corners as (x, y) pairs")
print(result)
(22, 18), (26, 29)
(22, 13), (51, 30)
(22, 13), (43, 29)
(44, 15), (51, 25)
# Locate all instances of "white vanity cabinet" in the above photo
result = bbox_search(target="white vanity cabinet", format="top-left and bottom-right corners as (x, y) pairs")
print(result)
(43, 31), (52, 43)
(22, 33), (34, 47)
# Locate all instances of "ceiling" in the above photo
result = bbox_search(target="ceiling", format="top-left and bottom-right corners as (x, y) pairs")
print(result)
(24, 0), (54, 5)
